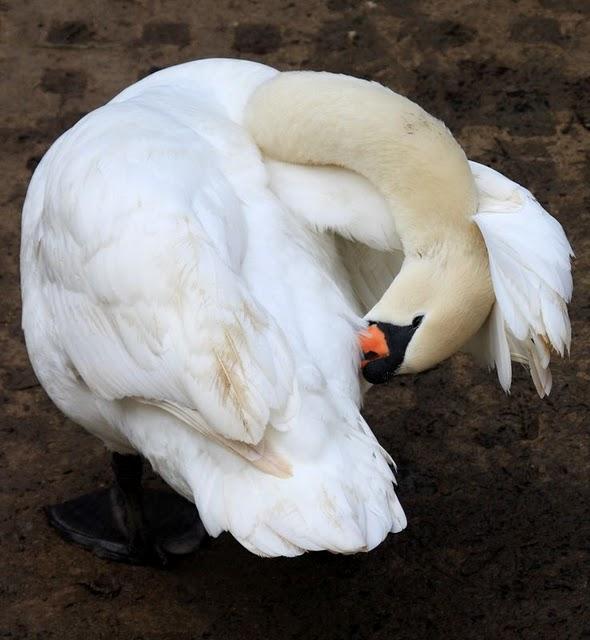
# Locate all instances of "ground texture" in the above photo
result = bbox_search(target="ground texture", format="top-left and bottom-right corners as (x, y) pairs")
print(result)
(1, 1), (589, 639)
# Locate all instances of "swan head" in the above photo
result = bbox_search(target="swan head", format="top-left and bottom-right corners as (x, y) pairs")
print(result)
(360, 235), (495, 384)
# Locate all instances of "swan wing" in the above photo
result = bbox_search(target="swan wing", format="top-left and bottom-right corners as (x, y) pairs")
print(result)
(265, 160), (404, 313)
(468, 161), (573, 397)
(33, 101), (297, 468)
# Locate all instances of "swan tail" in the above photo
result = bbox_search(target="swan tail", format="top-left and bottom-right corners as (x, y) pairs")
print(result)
(131, 402), (406, 557)
(190, 453), (407, 557)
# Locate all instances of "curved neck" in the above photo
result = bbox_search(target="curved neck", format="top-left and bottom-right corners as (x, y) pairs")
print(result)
(245, 71), (478, 254)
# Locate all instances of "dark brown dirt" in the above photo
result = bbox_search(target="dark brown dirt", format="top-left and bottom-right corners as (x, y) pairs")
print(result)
(1, 1), (589, 639)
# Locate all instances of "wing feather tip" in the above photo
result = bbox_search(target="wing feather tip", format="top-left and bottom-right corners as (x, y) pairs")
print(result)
(471, 161), (572, 398)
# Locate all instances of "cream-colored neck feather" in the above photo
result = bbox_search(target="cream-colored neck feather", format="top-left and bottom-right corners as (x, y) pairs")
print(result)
(245, 71), (478, 254)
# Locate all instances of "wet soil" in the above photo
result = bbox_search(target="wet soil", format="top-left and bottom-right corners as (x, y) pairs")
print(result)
(1, 1), (589, 639)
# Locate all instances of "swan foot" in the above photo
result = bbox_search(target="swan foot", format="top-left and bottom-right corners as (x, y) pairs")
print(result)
(45, 453), (207, 566)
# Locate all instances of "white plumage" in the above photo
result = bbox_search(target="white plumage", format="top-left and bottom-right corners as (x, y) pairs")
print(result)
(20, 58), (572, 557)
(468, 162), (573, 397)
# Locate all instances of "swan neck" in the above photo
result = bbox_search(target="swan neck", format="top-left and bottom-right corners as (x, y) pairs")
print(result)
(245, 71), (478, 252)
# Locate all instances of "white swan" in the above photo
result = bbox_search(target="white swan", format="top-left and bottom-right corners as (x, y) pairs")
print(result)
(20, 58), (573, 562)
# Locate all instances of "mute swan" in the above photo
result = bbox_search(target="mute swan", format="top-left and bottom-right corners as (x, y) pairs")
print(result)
(21, 58), (573, 563)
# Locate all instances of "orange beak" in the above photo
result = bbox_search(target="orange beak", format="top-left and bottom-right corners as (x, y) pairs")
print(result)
(359, 324), (390, 367)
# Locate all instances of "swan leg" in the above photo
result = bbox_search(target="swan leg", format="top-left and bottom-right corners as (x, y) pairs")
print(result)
(45, 453), (207, 566)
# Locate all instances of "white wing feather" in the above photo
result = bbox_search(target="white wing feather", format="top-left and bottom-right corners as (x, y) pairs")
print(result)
(469, 161), (573, 397)
(35, 99), (297, 468)
(265, 160), (404, 313)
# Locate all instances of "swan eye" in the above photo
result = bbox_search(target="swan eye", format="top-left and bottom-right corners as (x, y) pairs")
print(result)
(411, 315), (424, 329)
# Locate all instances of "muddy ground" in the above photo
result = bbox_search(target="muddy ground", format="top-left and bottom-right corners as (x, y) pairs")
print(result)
(1, 1), (589, 638)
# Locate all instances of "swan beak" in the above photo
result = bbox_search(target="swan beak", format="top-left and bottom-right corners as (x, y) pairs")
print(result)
(359, 321), (417, 384)
(359, 324), (390, 367)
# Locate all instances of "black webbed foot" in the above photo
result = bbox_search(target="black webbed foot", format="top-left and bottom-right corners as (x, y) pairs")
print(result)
(45, 453), (207, 566)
